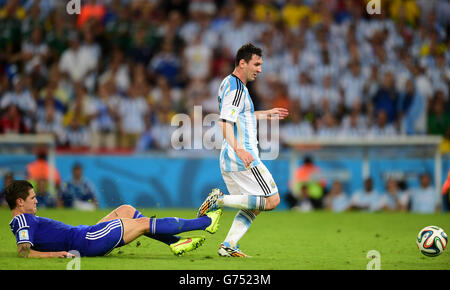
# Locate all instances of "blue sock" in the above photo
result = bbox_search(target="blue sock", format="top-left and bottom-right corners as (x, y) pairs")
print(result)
(133, 209), (180, 245)
(149, 216), (211, 235)
(133, 210), (145, 219)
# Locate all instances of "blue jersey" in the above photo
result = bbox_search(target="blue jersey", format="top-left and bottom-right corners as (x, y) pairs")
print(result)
(218, 74), (261, 172)
(59, 178), (97, 207)
(9, 213), (124, 257)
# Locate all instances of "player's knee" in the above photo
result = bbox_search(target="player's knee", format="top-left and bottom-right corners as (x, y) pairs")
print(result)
(116, 204), (136, 217)
(265, 194), (280, 211)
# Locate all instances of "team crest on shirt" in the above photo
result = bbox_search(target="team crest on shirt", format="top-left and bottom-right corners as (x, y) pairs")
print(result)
(18, 229), (29, 241)
(271, 180), (276, 189)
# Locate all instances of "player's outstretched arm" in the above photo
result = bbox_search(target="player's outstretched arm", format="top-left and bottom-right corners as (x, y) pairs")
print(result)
(255, 108), (289, 120)
(17, 243), (75, 258)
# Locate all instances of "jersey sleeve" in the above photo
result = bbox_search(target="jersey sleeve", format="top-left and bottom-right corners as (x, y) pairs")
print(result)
(10, 214), (35, 246)
(219, 81), (245, 123)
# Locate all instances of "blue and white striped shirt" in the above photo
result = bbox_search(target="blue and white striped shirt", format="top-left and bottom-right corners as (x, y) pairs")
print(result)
(218, 74), (260, 172)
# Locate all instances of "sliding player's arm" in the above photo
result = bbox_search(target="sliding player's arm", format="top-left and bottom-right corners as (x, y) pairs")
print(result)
(254, 108), (289, 120)
(219, 120), (254, 168)
(17, 243), (74, 258)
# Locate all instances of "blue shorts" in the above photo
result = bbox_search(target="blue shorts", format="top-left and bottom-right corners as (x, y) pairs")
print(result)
(78, 219), (125, 257)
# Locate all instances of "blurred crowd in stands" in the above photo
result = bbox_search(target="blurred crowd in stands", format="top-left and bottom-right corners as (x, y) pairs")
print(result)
(0, 0), (449, 153)
(286, 155), (450, 213)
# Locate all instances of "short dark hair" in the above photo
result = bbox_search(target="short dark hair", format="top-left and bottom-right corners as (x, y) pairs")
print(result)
(235, 43), (262, 67)
(5, 180), (34, 210)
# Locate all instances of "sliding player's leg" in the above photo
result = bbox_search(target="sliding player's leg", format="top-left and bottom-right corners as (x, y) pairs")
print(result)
(97, 204), (136, 223)
(98, 204), (222, 255)
(121, 209), (222, 245)
(97, 205), (181, 245)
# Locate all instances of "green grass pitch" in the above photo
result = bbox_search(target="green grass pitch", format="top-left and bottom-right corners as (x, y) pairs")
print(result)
(0, 208), (449, 270)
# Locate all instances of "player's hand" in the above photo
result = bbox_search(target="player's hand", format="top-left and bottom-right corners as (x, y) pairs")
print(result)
(56, 251), (76, 258)
(235, 148), (254, 168)
(267, 108), (289, 120)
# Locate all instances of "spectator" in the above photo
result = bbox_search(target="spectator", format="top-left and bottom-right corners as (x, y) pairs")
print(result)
(35, 100), (66, 146)
(348, 177), (381, 211)
(182, 32), (212, 82)
(219, 5), (255, 57)
(81, 25), (101, 62)
(340, 61), (367, 110)
(128, 25), (154, 66)
(98, 47), (130, 94)
(287, 71), (315, 112)
(148, 38), (182, 88)
(63, 82), (90, 128)
(426, 54), (449, 98)
(59, 163), (98, 210)
(376, 178), (410, 212)
(41, 65), (72, 109)
(150, 98), (178, 150)
(411, 172), (438, 213)
(37, 79), (68, 117)
(279, 102), (314, 146)
(398, 79), (425, 135)
(313, 74), (341, 115)
(288, 155), (327, 209)
(64, 117), (90, 149)
(33, 178), (57, 208)
(317, 112), (340, 138)
(20, 26), (49, 77)
(323, 180), (350, 212)
(135, 115), (155, 152)
(372, 71), (400, 125)
(339, 103), (368, 137)
(0, 0), (25, 57)
(367, 109), (397, 137)
(0, 104), (29, 134)
(117, 83), (150, 149)
(76, 0), (106, 29)
(281, 0), (313, 29)
(427, 91), (450, 136)
(86, 81), (120, 151)
(411, 64), (433, 131)
(291, 184), (314, 212)
(0, 75), (36, 129)
(58, 32), (98, 91)
(26, 148), (61, 188)
(389, 0), (420, 27)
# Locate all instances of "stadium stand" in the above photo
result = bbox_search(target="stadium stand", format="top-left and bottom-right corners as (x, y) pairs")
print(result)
(0, 0), (448, 152)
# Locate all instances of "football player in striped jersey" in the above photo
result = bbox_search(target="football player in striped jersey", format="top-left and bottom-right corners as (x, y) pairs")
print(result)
(198, 43), (288, 257)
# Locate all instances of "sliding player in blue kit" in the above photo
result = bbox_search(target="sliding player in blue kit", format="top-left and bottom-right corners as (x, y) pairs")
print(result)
(6, 180), (222, 258)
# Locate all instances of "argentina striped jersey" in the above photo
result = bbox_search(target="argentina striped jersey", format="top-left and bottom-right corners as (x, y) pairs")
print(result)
(218, 74), (260, 172)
